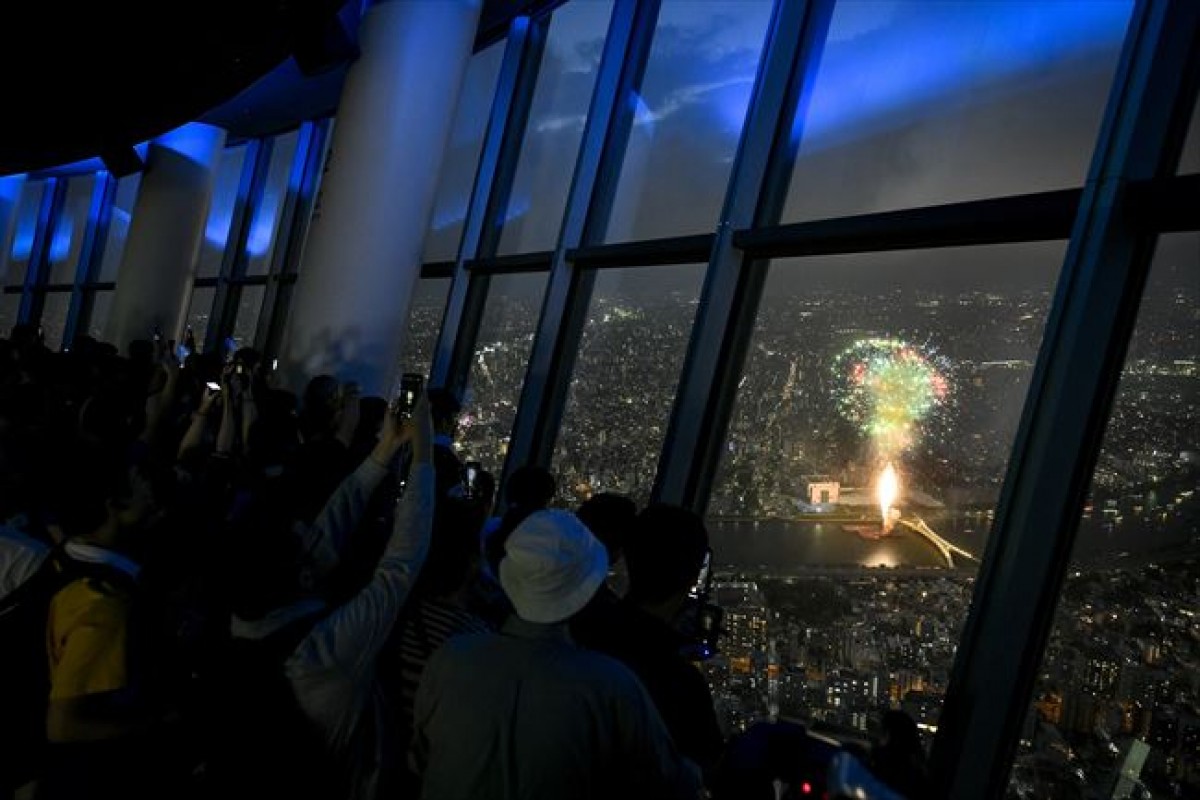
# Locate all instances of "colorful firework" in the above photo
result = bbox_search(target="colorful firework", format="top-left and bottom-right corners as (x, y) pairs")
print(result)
(833, 337), (951, 457)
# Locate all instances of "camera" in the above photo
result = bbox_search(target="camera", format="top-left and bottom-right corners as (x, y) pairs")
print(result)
(462, 460), (483, 500)
(680, 547), (722, 661)
(394, 373), (424, 418)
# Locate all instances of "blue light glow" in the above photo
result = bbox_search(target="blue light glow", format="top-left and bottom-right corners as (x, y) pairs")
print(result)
(204, 191), (235, 250)
(48, 214), (73, 263)
(157, 123), (224, 164)
(246, 199), (278, 258)
(10, 189), (40, 262)
(798, 1), (1133, 149)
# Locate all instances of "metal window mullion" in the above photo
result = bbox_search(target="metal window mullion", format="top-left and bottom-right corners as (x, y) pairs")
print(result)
(64, 172), (117, 347)
(261, 118), (333, 360)
(652, 0), (836, 510)
(930, 3), (1200, 798)
(431, 16), (548, 396)
(18, 177), (66, 327)
(500, 0), (662, 485)
(206, 138), (272, 354)
(256, 121), (319, 350)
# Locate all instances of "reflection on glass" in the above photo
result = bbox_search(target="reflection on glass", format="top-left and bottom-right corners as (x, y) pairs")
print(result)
(46, 176), (96, 285)
(784, 1), (1133, 221)
(246, 130), (301, 277)
(196, 145), (249, 279)
(605, 0), (773, 243)
(87, 291), (115, 342)
(1180, 98), (1199, 175)
(498, 1), (612, 255)
(395, 278), (450, 379)
(5, 180), (48, 286)
(705, 242), (1065, 740)
(183, 287), (217, 349)
(0, 293), (20, 337)
(1010, 233), (1199, 799)
(231, 285), (266, 349)
(553, 264), (705, 506)
(423, 42), (506, 262)
(39, 291), (72, 351)
(459, 272), (548, 472)
(97, 174), (141, 283)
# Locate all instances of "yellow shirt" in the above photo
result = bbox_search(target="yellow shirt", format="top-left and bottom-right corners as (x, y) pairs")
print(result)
(45, 577), (132, 701)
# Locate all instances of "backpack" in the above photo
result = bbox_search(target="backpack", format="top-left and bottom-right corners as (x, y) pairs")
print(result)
(0, 548), (136, 793)
(194, 609), (348, 800)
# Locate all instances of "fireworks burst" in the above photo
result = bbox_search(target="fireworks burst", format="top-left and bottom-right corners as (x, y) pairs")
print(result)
(833, 337), (951, 458)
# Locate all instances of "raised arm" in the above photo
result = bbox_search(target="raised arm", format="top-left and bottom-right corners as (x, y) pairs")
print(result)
(290, 392), (435, 688)
(300, 401), (401, 577)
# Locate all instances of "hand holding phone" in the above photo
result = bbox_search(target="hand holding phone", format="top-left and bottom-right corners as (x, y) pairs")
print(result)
(394, 373), (425, 419)
(462, 461), (483, 500)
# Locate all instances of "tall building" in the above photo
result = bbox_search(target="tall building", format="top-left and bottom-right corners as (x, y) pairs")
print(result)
(2, 1), (1198, 797)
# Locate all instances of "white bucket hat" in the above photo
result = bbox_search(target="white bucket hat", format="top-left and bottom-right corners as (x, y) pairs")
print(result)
(499, 509), (609, 624)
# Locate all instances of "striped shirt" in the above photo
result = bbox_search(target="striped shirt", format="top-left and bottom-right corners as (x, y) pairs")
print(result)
(380, 596), (492, 796)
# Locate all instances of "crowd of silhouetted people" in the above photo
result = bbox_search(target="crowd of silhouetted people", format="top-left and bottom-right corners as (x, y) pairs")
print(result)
(0, 324), (932, 800)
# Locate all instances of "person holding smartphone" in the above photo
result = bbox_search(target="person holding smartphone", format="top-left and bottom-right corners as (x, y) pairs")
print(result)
(571, 504), (726, 780)
(420, 386), (467, 503)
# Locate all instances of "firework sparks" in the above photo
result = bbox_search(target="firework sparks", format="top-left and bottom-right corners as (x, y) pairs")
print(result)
(834, 337), (951, 458)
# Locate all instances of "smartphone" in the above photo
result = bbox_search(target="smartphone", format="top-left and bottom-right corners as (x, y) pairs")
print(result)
(688, 548), (713, 600)
(696, 603), (724, 659)
(462, 461), (482, 500)
(271, 358), (279, 372)
(395, 373), (424, 418)
(206, 381), (221, 392)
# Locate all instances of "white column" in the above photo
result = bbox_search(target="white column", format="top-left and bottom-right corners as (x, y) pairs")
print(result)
(105, 123), (225, 352)
(279, 0), (482, 398)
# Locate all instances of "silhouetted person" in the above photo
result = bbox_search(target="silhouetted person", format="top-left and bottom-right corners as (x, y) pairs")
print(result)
(412, 509), (702, 800)
(482, 464), (557, 579)
(425, 387), (464, 500)
(572, 503), (724, 775)
(870, 709), (932, 799)
(576, 492), (636, 599)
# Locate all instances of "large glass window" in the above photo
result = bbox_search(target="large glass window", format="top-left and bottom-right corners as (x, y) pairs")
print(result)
(245, 130), (301, 277)
(705, 242), (1066, 740)
(39, 292), (72, 350)
(395, 278), (450, 380)
(497, 1), (612, 255)
(604, 0), (774, 243)
(458, 272), (548, 471)
(183, 286), (217, 349)
(423, 42), (507, 262)
(1180, 99), (1199, 175)
(230, 285), (266, 349)
(196, 144), (250, 279)
(783, 1), (1133, 222)
(553, 264), (705, 506)
(0, 293), (20, 337)
(46, 175), (95, 285)
(96, 174), (141, 283)
(1010, 233), (1199, 800)
(87, 291), (115, 341)
(5, 180), (48, 287)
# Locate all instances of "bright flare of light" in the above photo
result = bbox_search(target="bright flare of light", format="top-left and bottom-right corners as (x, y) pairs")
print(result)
(878, 462), (899, 531)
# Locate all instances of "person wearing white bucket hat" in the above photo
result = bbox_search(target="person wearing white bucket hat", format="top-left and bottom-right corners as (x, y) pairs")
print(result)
(411, 508), (703, 800)
(497, 509), (609, 624)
